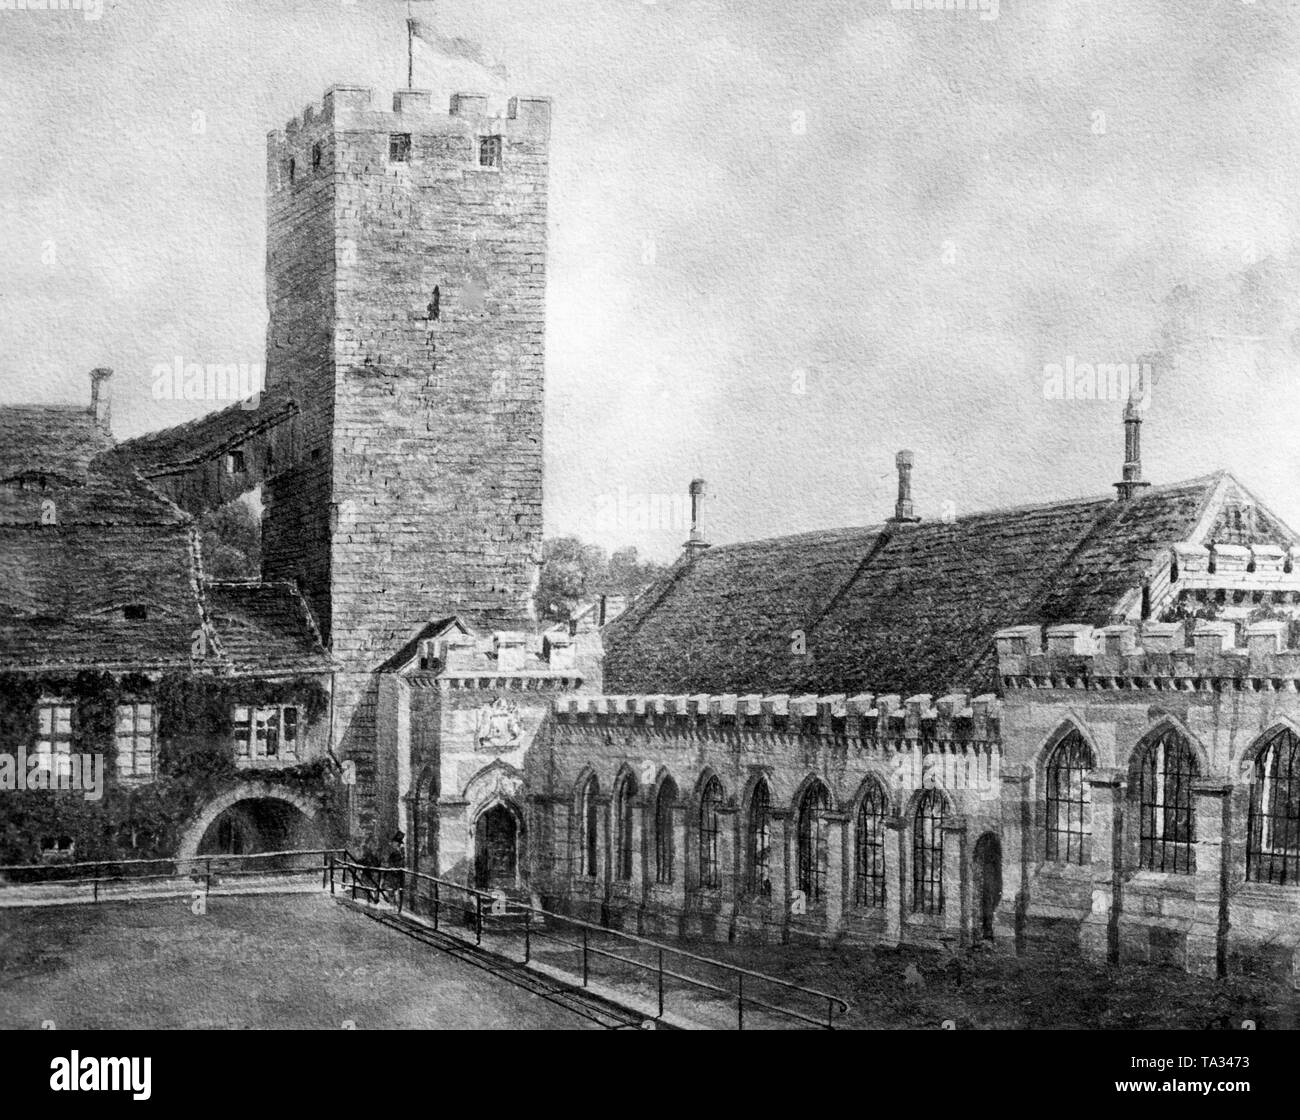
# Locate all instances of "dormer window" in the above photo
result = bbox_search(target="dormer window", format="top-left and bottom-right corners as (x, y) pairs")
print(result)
(479, 135), (502, 168)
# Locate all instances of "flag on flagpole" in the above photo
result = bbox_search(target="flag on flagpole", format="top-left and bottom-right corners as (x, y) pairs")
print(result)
(409, 17), (509, 84)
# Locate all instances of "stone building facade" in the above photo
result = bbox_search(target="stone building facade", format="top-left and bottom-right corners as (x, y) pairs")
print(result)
(262, 87), (551, 816)
(517, 448), (1300, 981)
(11, 74), (1300, 986)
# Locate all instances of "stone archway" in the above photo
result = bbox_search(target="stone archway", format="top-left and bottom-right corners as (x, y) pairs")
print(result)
(177, 782), (324, 862)
(474, 802), (521, 891)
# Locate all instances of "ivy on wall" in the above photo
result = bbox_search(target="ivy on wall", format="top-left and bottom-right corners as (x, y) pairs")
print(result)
(0, 672), (334, 865)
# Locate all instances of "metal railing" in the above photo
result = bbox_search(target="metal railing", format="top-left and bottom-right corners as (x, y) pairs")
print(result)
(332, 854), (849, 1030)
(0, 848), (343, 904)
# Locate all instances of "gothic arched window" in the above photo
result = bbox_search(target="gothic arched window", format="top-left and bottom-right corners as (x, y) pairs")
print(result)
(1135, 729), (1198, 874)
(747, 781), (772, 897)
(578, 775), (599, 879)
(796, 780), (831, 904)
(654, 778), (677, 884)
(1045, 731), (1094, 864)
(912, 790), (946, 914)
(614, 773), (637, 882)
(855, 782), (888, 908)
(698, 776), (724, 889)
(1248, 728), (1300, 885)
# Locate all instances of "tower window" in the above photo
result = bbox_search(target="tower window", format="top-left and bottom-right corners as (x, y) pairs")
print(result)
(227, 450), (246, 475)
(479, 135), (502, 168)
(123, 605), (148, 621)
(389, 133), (411, 163)
(287, 158), (296, 184)
(429, 286), (440, 321)
(312, 142), (322, 170)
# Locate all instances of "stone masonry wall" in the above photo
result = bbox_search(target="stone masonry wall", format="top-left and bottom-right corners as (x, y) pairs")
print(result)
(262, 88), (550, 824)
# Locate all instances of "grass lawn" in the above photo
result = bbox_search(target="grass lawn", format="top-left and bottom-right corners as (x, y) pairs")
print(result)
(0, 893), (598, 1030)
(684, 937), (1300, 1030)
(511, 922), (1300, 1029)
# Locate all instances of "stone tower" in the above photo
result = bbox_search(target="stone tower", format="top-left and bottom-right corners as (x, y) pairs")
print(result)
(261, 86), (551, 818)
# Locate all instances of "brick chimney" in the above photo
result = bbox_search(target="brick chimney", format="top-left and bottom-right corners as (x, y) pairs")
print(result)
(89, 368), (113, 433)
(1114, 397), (1151, 502)
(888, 450), (921, 524)
(684, 477), (710, 560)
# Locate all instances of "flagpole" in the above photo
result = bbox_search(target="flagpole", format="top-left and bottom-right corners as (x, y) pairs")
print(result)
(407, 2), (414, 90)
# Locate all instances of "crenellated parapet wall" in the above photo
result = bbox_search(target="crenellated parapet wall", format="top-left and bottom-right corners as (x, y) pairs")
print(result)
(553, 690), (1002, 742)
(996, 619), (1300, 689)
(269, 86), (551, 150)
(550, 691), (1004, 798)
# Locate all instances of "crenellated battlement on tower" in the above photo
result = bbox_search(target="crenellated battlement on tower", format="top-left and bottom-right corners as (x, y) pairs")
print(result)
(553, 690), (1002, 742)
(269, 86), (551, 145)
(996, 618), (1300, 688)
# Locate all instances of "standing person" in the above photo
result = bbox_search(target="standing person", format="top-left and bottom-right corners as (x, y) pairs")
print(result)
(384, 830), (406, 906)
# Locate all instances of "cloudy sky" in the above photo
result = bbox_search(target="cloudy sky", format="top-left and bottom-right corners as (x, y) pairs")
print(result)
(3, 0), (1300, 559)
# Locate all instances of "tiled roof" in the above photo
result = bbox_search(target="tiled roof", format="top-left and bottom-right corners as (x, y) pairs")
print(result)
(205, 582), (334, 675)
(603, 474), (1292, 698)
(106, 393), (296, 474)
(0, 397), (330, 677)
(0, 524), (204, 671)
(0, 520), (333, 676)
(0, 406), (113, 482)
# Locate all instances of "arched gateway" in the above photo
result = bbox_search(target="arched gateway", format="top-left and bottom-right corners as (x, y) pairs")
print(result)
(177, 782), (325, 861)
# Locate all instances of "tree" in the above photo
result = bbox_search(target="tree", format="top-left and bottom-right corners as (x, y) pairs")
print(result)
(199, 497), (261, 580)
(607, 545), (668, 600)
(535, 538), (669, 623)
(536, 537), (608, 622)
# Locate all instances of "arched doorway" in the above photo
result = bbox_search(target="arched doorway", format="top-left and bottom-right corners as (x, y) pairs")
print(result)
(474, 804), (519, 891)
(972, 832), (1002, 940)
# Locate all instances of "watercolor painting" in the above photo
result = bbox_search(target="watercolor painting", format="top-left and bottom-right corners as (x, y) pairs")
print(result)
(1, 1), (1298, 1050)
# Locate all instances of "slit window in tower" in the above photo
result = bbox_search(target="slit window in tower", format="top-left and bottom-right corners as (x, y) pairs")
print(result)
(479, 135), (502, 168)
(429, 286), (440, 321)
(389, 133), (411, 163)
(312, 142), (322, 171)
(287, 158), (296, 184)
